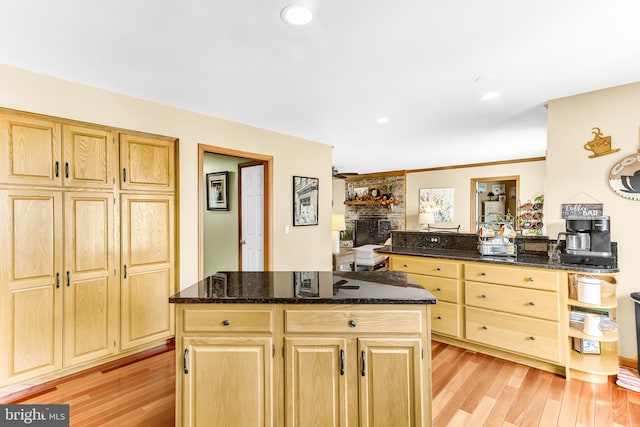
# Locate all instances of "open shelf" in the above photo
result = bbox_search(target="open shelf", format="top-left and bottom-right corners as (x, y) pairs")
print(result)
(344, 199), (397, 206)
(567, 326), (618, 342)
(568, 295), (617, 309)
(569, 346), (619, 376)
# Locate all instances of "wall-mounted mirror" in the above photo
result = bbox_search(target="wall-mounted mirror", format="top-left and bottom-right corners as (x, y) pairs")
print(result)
(470, 175), (519, 232)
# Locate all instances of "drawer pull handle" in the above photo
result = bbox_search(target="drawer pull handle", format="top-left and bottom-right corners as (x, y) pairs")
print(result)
(436, 287), (442, 291)
(481, 272), (486, 276)
(222, 320), (230, 326)
(529, 336), (536, 341)
(481, 294), (487, 299)
(340, 349), (345, 376)
(436, 316), (442, 320)
(56, 272), (60, 289)
(183, 349), (189, 374)
(361, 351), (366, 376)
(528, 277), (534, 282)
(528, 301), (535, 306)
(349, 320), (357, 328)
(482, 326), (488, 330)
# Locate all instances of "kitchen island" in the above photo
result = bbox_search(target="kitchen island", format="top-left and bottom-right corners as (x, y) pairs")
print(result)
(169, 271), (437, 427)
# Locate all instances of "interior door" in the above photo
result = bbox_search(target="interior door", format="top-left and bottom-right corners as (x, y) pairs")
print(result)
(240, 163), (265, 271)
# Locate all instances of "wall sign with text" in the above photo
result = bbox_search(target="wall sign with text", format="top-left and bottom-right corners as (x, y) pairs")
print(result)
(561, 203), (603, 218)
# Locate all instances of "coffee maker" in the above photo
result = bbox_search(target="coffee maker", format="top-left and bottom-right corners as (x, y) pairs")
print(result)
(558, 216), (615, 267)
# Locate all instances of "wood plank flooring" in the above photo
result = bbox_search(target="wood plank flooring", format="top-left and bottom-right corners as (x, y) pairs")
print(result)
(3, 341), (639, 426)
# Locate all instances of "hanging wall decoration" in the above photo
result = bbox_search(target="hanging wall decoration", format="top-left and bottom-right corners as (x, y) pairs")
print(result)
(419, 188), (454, 222)
(608, 149), (640, 201)
(584, 127), (620, 158)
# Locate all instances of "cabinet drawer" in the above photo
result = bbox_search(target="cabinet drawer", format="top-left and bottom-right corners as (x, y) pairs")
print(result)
(431, 302), (461, 338)
(182, 307), (274, 333)
(409, 274), (460, 303)
(391, 255), (461, 278)
(464, 263), (559, 291)
(465, 282), (559, 321)
(285, 309), (424, 334)
(465, 307), (561, 363)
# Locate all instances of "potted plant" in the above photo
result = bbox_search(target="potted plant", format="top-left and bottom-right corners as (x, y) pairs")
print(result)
(340, 227), (354, 247)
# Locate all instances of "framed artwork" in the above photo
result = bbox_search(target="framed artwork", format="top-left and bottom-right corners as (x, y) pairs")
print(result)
(293, 176), (319, 226)
(354, 187), (369, 198)
(206, 171), (229, 211)
(293, 271), (320, 298)
(419, 188), (454, 222)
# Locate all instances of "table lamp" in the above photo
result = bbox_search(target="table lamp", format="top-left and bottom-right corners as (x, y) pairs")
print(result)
(331, 214), (346, 253)
(418, 212), (435, 231)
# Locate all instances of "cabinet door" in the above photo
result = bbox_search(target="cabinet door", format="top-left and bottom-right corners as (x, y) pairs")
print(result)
(120, 134), (175, 192)
(284, 338), (351, 427)
(0, 114), (62, 186)
(62, 125), (117, 189)
(63, 192), (117, 366)
(359, 338), (425, 427)
(0, 189), (63, 386)
(121, 194), (175, 350)
(182, 337), (273, 427)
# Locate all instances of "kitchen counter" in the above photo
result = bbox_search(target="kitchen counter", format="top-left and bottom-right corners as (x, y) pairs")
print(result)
(376, 245), (619, 274)
(169, 270), (437, 304)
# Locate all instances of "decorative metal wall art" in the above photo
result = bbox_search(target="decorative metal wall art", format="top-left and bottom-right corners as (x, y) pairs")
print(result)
(584, 127), (620, 158)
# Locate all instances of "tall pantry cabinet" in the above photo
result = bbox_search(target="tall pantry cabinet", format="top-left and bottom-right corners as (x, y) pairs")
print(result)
(0, 111), (177, 389)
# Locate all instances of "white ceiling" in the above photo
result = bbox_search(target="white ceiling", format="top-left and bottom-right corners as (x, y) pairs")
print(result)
(2, 1), (640, 174)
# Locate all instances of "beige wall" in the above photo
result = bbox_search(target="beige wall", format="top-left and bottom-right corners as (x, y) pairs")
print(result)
(547, 81), (640, 360)
(0, 65), (334, 288)
(405, 161), (547, 232)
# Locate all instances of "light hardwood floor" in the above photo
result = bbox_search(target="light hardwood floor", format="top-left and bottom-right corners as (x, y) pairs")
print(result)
(2, 341), (639, 426)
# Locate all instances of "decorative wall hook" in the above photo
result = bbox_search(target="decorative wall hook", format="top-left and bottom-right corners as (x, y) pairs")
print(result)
(584, 127), (620, 158)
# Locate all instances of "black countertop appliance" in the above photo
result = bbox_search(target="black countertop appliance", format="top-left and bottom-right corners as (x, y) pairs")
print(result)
(558, 216), (615, 268)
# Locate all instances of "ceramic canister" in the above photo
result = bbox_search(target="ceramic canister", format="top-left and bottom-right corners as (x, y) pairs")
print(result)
(577, 276), (601, 305)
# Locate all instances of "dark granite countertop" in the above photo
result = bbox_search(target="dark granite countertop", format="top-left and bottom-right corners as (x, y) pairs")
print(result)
(169, 271), (437, 305)
(376, 245), (619, 274)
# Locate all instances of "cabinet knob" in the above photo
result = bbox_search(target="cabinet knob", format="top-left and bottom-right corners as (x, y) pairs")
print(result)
(436, 287), (442, 291)
(403, 264), (408, 268)
(349, 320), (357, 328)
(482, 326), (488, 330)
(529, 336), (536, 341)
(436, 267), (441, 271)
(528, 277), (534, 282)
(528, 301), (535, 306)
(481, 272), (486, 276)
(481, 294), (487, 299)
(222, 320), (230, 326)
(436, 316), (442, 320)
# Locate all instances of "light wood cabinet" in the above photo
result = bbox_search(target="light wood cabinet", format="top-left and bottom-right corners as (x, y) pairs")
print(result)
(389, 255), (462, 339)
(120, 193), (175, 350)
(283, 306), (430, 427)
(175, 304), (431, 427)
(0, 109), (177, 393)
(0, 114), (62, 186)
(182, 336), (273, 427)
(463, 262), (563, 365)
(176, 305), (275, 427)
(0, 189), (63, 385)
(62, 125), (117, 189)
(120, 133), (175, 192)
(63, 191), (118, 367)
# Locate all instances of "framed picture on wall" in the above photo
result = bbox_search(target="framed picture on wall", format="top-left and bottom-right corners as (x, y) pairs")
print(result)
(206, 171), (229, 210)
(293, 176), (319, 226)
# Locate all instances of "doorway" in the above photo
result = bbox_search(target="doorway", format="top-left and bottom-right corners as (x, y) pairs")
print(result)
(198, 144), (272, 279)
(470, 175), (519, 232)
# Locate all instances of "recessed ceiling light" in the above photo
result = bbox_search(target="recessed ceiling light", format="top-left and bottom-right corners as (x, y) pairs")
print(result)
(281, 5), (313, 25)
(481, 92), (500, 101)
(376, 117), (389, 124)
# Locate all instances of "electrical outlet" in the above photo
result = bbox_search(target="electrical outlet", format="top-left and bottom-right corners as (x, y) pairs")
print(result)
(429, 236), (440, 243)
